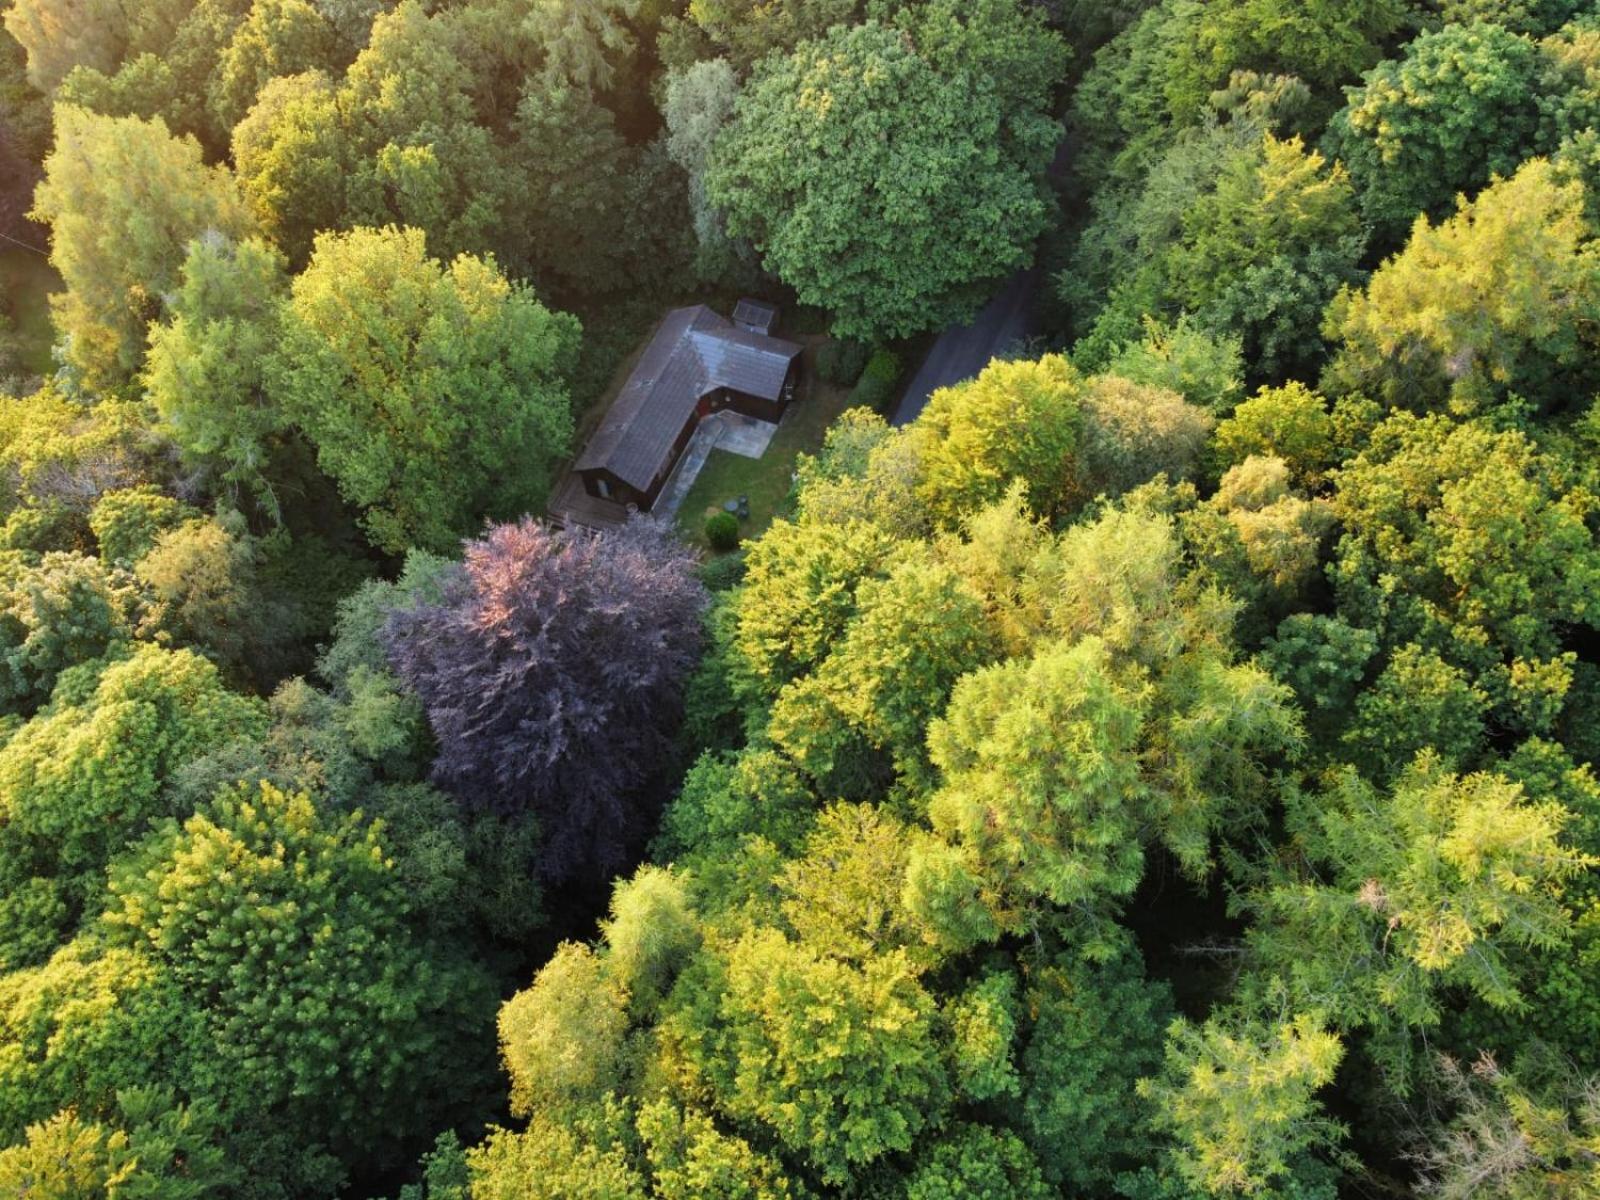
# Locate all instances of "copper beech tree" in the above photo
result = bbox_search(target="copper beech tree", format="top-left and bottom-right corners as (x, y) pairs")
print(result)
(384, 517), (706, 879)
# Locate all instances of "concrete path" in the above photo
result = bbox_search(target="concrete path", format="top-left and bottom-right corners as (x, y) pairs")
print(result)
(653, 411), (779, 521)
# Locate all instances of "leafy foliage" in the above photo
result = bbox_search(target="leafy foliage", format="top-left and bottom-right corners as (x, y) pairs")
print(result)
(1325, 157), (1600, 416)
(676, 927), (948, 1184)
(5, 1), (1600, 1195)
(1140, 1013), (1346, 1195)
(272, 226), (579, 552)
(0, 646), (265, 934)
(385, 518), (706, 878)
(1328, 23), (1546, 242)
(30, 105), (254, 387)
(708, 14), (1065, 341)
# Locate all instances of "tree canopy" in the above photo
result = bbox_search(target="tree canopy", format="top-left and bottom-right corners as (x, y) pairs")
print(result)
(707, 12), (1066, 340)
(272, 226), (579, 553)
(3, 0), (1600, 1196)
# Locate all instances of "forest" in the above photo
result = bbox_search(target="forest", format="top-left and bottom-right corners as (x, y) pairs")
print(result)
(1, 0), (1599, 1196)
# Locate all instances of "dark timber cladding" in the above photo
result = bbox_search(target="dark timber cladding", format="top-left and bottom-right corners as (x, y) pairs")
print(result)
(575, 304), (802, 509)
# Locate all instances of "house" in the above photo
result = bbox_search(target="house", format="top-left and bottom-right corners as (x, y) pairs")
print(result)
(574, 304), (803, 511)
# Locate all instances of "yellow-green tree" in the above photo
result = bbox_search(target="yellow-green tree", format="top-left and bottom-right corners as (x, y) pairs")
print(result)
(1324, 159), (1600, 415)
(30, 106), (253, 388)
(1140, 1012), (1345, 1195)
(270, 226), (579, 553)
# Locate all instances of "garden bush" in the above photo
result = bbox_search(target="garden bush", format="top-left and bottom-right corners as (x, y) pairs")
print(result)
(849, 349), (903, 412)
(818, 339), (871, 386)
(705, 511), (741, 552)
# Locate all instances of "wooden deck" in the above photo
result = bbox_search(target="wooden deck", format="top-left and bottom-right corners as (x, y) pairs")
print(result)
(547, 472), (632, 531)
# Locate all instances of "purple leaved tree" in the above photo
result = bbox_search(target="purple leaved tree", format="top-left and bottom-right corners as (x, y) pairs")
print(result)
(383, 517), (707, 880)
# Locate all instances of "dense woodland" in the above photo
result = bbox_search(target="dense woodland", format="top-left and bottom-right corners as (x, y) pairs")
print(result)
(1, 0), (1599, 1196)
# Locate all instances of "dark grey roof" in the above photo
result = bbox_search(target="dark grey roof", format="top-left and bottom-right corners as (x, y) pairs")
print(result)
(733, 297), (779, 335)
(575, 306), (802, 492)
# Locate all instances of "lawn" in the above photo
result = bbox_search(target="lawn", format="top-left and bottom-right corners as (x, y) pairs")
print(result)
(676, 342), (856, 550)
(0, 247), (60, 378)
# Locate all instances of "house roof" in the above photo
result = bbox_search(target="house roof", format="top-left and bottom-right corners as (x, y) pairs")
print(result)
(575, 306), (802, 493)
(733, 297), (779, 335)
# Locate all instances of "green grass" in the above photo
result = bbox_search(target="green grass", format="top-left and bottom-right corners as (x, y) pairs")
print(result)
(0, 247), (60, 378)
(676, 345), (857, 551)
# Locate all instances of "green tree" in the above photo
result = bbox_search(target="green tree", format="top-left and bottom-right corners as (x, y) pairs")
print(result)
(229, 70), (347, 265)
(1078, 374), (1214, 498)
(0, 1090), (234, 1200)
(0, 384), (147, 511)
(1437, 0), (1591, 34)
(1064, 102), (1273, 359)
(679, 0), (861, 68)
(1067, 126), (1363, 382)
(924, 635), (1150, 921)
(776, 804), (938, 971)
(503, 81), (686, 303)
(1010, 950), (1173, 1189)
(143, 234), (289, 503)
(1259, 613), (1379, 749)
(1328, 413), (1600, 705)
(637, 1099), (799, 1200)
(655, 748), (816, 861)
(1213, 382), (1336, 485)
(0, 646), (266, 932)
(0, 551), (137, 716)
(793, 408), (926, 538)
(913, 355), (1084, 526)
(902, 1124), (1054, 1200)
(525, 0), (641, 93)
(671, 927), (948, 1185)
(470, 1107), (646, 1200)
(1101, 315), (1246, 413)
(662, 59), (748, 284)
(601, 866), (701, 1013)
(232, 2), (507, 269)
(134, 517), (258, 674)
(0, 0), (181, 92)
(498, 942), (630, 1115)
(1343, 644), (1491, 779)
(769, 554), (996, 785)
(0, 939), (205, 1137)
(1177, 456), (1334, 631)
(1251, 758), (1595, 1039)
(1328, 22), (1546, 241)
(912, 505), (1301, 947)
(100, 780), (482, 1163)
(1324, 158), (1600, 416)
(1168, 134), (1364, 378)
(732, 517), (902, 700)
(270, 226), (579, 553)
(30, 105), (254, 387)
(88, 486), (196, 568)
(209, 0), (341, 134)
(1069, 0), (1397, 191)
(707, 17), (1064, 341)
(1140, 1012), (1346, 1196)
(1185, 0), (1404, 102)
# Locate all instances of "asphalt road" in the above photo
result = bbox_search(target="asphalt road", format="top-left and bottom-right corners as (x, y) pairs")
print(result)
(889, 266), (1043, 427)
(887, 135), (1074, 427)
